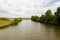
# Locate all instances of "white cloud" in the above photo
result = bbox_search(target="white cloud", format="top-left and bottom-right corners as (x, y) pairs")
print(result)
(0, 0), (60, 18)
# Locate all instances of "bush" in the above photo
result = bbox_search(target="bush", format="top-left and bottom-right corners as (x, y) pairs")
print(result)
(12, 17), (22, 25)
(31, 16), (39, 22)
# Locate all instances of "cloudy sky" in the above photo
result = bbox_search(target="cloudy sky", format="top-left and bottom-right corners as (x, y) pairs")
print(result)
(0, 0), (60, 18)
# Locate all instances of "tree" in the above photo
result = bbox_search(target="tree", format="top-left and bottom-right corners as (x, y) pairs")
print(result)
(45, 10), (52, 16)
(34, 16), (39, 22)
(39, 10), (54, 24)
(39, 15), (45, 23)
(31, 16), (35, 21)
(12, 17), (22, 25)
(54, 7), (60, 24)
(31, 7), (60, 25)
(31, 16), (39, 22)
(44, 10), (53, 23)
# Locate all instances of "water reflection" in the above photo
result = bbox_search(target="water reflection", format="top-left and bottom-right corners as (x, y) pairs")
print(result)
(0, 20), (60, 40)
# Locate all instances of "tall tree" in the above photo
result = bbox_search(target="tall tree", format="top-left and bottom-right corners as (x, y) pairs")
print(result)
(39, 15), (45, 23)
(44, 10), (53, 23)
(54, 7), (60, 24)
(45, 10), (52, 16)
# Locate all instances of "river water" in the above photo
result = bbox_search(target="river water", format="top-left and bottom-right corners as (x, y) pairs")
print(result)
(0, 20), (60, 40)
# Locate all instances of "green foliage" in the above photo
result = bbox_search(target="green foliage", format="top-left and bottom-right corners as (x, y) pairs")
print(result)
(31, 10), (54, 23)
(31, 16), (39, 22)
(44, 10), (54, 23)
(39, 10), (54, 24)
(39, 15), (45, 23)
(31, 10), (55, 24)
(45, 10), (52, 16)
(31, 7), (60, 25)
(31, 16), (35, 21)
(12, 17), (22, 25)
(34, 16), (39, 22)
(54, 7), (60, 24)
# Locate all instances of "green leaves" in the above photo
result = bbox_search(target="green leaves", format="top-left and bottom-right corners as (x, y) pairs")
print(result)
(54, 7), (60, 24)
(31, 7), (60, 25)
(31, 16), (39, 22)
(39, 10), (54, 23)
(12, 17), (22, 25)
(45, 10), (52, 16)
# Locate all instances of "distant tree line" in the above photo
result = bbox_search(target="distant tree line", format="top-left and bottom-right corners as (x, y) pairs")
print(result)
(31, 7), (60, 25)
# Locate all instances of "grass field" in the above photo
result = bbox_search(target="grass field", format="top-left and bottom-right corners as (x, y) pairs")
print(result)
(0, 20), (12, 28)
(0, 18), (22, 28)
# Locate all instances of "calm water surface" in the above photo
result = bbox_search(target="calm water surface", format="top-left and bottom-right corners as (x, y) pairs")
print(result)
(0, 20), (60, 40)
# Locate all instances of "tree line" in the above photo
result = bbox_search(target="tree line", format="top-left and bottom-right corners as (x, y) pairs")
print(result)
(31, 7), (60, 25)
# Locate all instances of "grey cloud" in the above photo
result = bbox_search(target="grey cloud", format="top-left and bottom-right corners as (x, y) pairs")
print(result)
(43, 0), (60, 7)
(0, 9), (9, 13)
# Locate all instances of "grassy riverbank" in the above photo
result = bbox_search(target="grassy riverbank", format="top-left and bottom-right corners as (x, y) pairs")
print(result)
(0, 20), (12, 28)
(0, 17), (22, 28)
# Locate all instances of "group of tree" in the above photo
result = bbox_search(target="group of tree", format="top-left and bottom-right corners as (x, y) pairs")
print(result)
(31, 7), (60, 25)
(12, 17), (22, 25)
(31, 16), (39, 22)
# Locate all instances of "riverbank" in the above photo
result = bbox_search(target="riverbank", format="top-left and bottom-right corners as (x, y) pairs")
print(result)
(31, 7), (60, 26)
(0, 17), (22, 28)
(0, 20), (12, 28)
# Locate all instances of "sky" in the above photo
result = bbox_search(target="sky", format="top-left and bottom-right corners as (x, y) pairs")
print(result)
(0, 0), (60, 18)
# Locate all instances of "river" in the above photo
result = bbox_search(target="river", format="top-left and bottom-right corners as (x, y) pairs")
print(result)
(0, 20), (60, 40)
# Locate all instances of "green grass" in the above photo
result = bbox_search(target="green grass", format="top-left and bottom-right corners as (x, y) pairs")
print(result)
(0, 20), (12, 28)
(0, 18), (22, 28)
